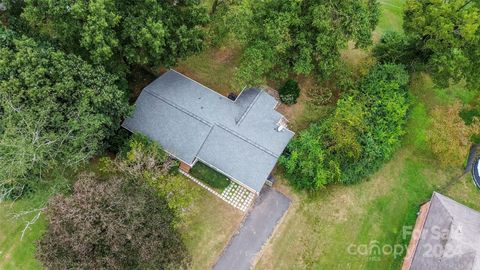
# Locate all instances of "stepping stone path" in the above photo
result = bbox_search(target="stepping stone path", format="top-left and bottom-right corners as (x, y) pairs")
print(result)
(220, 182), (255, 212)
(179, 170), (255, 212)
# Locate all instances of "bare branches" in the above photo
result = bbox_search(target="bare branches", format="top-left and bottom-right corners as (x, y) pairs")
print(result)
(10, 207), (46, 240)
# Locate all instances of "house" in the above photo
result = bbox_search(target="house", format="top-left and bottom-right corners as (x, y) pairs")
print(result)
(122, 70), (294, 194)
(402, 192), (480, 270)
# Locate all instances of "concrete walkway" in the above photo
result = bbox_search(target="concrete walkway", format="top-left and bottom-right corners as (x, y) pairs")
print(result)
(212, 187), (291, 270)
(220, 182), (255, 212)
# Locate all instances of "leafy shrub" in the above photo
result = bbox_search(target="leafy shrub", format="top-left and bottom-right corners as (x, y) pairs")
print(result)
(280, 123), (339, 190)
(374, 31), (410, 64)
(120, 133), (169, 172)
(190, 162), (230, 191)
(281, 64), (410, 189)
(100, 134), (196, 220)
(279, 79), (300, 105)
(461, 106), (480, 125)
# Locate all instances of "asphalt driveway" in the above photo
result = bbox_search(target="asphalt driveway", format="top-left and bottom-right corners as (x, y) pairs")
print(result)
(212, 187), (291, 270)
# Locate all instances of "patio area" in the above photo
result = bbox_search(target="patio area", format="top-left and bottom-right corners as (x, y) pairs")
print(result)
(220, 182), (255, 212)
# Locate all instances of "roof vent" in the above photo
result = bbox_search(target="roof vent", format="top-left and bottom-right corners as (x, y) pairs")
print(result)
(277, 117), (288, 132)
(227, 93), (237, 101)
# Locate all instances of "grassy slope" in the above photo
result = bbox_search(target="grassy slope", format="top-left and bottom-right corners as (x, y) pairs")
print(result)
(175, 43), (243, 97)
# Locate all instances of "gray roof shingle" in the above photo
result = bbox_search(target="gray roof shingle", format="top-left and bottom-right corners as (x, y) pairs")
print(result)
(122, 70), (294, 193)
(410, 192), (480, 270)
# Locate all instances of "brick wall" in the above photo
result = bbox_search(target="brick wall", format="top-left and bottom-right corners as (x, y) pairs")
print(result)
(179, 161), (191, 173)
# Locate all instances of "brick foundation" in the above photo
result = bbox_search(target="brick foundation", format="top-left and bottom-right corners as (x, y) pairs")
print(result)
(179, 161), (191, 173)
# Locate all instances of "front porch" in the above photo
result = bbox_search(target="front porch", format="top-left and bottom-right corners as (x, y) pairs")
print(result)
(179, 161), (255, 212)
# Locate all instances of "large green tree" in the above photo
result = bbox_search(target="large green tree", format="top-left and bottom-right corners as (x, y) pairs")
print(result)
(339, 64), (410, 183)
(281, 64), (410, 189)
(0, 29), (129, 192)
(37, 173), (190, 269)
(6, 0), (208, 71)
(228, 0), (379, 85)
(404, 0), (480, 87)
(100, 134), (199, 220)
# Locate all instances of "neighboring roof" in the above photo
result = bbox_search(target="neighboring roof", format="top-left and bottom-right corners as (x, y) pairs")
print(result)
(409, 192), (480, 270)
(122, 70), (294, 193)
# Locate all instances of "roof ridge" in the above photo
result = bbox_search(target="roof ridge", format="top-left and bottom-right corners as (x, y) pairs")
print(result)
(235, 90), (263, 126)
(433, 192), (480, 219)
(216, 124), (278, 158)
(431, 192), (455, 220)
(193, 125), (215, 158)
(143, 89), (213, 127)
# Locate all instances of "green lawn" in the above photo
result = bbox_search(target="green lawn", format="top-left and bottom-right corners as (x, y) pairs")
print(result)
(376, 0), (405, 34)
(190, 162), (231, 192)
(179, 180), (243, 270)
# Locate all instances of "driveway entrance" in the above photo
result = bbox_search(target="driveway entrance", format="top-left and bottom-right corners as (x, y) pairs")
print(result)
(212, 187), (291, 270)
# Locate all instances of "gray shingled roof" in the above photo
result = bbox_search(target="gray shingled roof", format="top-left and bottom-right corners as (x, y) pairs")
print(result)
(410, 192), (480, 270)
(122, 70), (294, 193)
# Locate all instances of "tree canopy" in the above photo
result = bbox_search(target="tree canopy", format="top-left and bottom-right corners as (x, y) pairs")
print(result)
(427, 102), (480, 168)
(404, 0), (480, 87)
(0, 28), (129, 191)
(280, 64), (410, 189)
(228, 0), (379, 85)
(37, 173), (190, 269)
(6, 0), (209, 72)
(100, 134), (198, 220)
